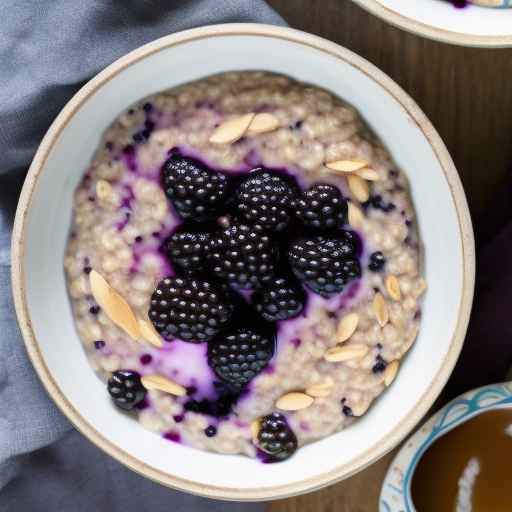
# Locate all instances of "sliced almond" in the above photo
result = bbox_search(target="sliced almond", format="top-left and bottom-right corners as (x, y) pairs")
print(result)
(276, 392), (314, 411)
(209, 113), (255, 144)
(325, 160), (367, 173)
(355, 167), (380, 181)
(386, 275), (402, 301)
(324, 344), (369, 362)
(347, 174), (370, 202)
(351, 401), (370, 417)
(138, 319), (163, 348)
(141, 375), (187, 397)
(373, 292), (389, 327)
(336, 313), (359, 343)
(305, 382), (334, 398)
(96, 180), (113, 201)
(247, 113), (280, 134)
(89, 270), (140, 339)
(348, 202), (364, 229)
(384, 360), (399, 387)
(250, 419), (261, 441)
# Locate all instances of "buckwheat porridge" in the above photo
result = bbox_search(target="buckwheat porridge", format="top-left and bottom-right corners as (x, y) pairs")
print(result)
(64, 71), (426, 462)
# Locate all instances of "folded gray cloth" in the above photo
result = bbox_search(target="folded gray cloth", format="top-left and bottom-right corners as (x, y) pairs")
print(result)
(0, 0), (284, 509)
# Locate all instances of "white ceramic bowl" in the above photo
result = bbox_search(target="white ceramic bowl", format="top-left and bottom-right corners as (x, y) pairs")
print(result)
(12, 24), (475, 501)
(380, 382), (512, 511)
(353, 0), (512, 47)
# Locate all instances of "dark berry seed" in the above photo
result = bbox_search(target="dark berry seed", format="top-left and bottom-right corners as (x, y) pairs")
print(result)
(140, 354), (152, 365)
(83, 266), (92, 274)
(186, 386), (198, 396)
(94, 340), (105, 350)
(342, 405), (353, 417)
(369, 251), (386, 272)
(364, 194), (396, 213)
(134, 236), (143, 243)
(148, 277), (233, 342)
(89, 305), (100, 315)
(143, 102), (153, 112)
(372, 355), (387, 374)
(173, 414), (184, 423)
(205, 425), (217, 437)
(107, 370), (146, 410)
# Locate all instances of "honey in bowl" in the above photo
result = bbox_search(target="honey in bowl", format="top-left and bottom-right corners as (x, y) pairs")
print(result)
(412, 408), (512, 511)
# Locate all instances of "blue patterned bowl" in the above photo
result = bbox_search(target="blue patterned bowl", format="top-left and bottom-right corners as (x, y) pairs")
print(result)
(380, 383), (512, 511)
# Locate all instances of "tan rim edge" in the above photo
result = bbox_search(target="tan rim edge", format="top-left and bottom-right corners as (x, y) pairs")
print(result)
(353, 0), (512, 48)
(11, 23), (475, 501)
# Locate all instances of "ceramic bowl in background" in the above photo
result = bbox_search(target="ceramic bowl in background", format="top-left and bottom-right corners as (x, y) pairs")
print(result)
(380, 382), (512, 511)
(11, 24), (474, 500)
(353, 0), (512, 47)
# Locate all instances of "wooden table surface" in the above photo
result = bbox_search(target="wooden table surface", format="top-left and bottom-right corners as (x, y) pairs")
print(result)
(265, 0), (512, 510)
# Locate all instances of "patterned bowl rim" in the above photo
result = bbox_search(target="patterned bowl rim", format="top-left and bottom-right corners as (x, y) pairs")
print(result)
(11, 23), (475, 500)
(380, 382), (512, 511)
(353, 0), (512, 48)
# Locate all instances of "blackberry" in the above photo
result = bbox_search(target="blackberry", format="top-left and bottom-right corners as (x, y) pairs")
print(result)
(207, 222), (277, 289)
(288, 233), (361, 297)
(164, 230), (210, 274)
(162, 154), (229, 220)
(257, 412), (298, 461)
(148, 277), (233, 342)
(235, 170), (299, 232)
(295, 183), (348, 230)
(207, 327), (275, 387)
(368, 251), (386, 272)
(107, 370), (146, 410)
(251, 278), (306, 322)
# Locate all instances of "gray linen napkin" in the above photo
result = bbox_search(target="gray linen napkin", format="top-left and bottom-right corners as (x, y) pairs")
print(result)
(0, 0), (284, 508)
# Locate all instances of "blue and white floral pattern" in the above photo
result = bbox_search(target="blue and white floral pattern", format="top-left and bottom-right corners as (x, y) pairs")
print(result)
(380, 383), (512, 511)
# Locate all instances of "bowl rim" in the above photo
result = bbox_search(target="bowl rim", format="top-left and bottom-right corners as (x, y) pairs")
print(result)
(11, 23), (475, 501)
(352, 0), (512, 48)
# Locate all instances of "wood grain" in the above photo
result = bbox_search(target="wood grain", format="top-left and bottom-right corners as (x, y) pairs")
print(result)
(266, 0), (511, 509)
(269, 0), (512, 226)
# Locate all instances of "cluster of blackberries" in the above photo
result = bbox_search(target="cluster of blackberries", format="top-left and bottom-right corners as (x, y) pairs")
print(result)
(148, 154), (363, 388)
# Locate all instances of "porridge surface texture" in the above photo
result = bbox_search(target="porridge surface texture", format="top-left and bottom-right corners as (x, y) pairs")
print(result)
(64, 71), (425, 459)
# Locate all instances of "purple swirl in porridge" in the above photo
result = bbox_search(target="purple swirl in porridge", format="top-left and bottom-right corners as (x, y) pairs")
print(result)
(64, 71), (426, 462)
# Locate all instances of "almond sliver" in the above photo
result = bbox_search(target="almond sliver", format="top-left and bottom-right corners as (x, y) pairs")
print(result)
(305, 382), (333, 398)
(89, 270), (140, 340)
(138, 319), (163, 348)
(373, 292), (389, 327)
(348, 202), (364, 228)
(325, 160), (368, 173)
(347, 175), (370, 202)
(336, 313), (359, 343)
(209, 113), (255, 144)
(276, 392), (314, 411)
(247, 113), (280, 134)
(141, 375), (187, 396)
(355, 168), (380, 181)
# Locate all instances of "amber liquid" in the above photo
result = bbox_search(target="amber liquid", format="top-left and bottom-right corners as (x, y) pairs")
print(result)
(412, 409), (512, 511)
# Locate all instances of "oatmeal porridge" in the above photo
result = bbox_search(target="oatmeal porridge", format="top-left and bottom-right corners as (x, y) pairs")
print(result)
(64, 71), (426, 461)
